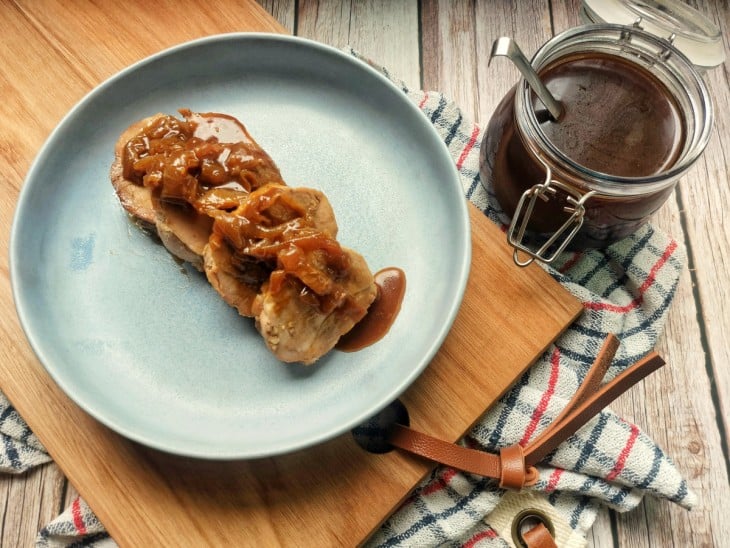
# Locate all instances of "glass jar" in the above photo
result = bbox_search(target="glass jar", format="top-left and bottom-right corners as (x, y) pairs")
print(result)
(479, 18), (717, 265)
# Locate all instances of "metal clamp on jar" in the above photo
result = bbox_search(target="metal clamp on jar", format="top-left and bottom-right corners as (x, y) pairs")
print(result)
(479, 0), (724, 266)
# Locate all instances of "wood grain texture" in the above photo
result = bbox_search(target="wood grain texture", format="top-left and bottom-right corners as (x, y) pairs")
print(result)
(0, 5), (104, 546)
(422, 0), (555, 125)
(0, 0), (581, 546)
(0, 465), (65, 548)
(682, 0), (730, 437)
(257, 0), (296, 31)
(1, 0), (728, 545)
(297, 0), (421, 89)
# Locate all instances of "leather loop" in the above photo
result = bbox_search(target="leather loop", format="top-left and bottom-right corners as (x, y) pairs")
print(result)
(385, 334), (665, 491)
(511, 508), (557, 547)
(499, 444), (527, 490)
(521, 522), (558, 548)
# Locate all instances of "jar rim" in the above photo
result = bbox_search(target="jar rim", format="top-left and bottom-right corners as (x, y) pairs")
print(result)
(517, 23), (713, 196)
(581, 0), (725, 69)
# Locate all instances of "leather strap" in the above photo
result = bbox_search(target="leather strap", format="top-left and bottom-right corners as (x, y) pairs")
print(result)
(388, 334), (665, 489)
(388, 423), (501, 479)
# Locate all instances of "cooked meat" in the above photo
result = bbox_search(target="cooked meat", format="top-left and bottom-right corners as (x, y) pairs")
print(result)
(111, 111), (284, 265)
(204, 184), (341, 317)
(212, 183), (338, 245)
(204, 232), (261, 317)
(110, 114), (164, 226)
(253, 247), (377, 364)
(156, 201), (213, 271)
(111, 111), (382, 364)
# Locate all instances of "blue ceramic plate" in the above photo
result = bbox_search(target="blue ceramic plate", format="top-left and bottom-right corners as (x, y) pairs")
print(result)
(10, 34), (471, 459)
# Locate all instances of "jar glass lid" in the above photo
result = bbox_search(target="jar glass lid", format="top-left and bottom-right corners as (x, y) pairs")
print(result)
(581, 0), (725, 69)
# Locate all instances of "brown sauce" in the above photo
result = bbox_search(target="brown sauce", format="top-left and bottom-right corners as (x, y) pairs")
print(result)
(336, 267), (406, 352)
(187, 111), (253, 143)
(536, 53), (684, 177)
(480, 52), (685, 248)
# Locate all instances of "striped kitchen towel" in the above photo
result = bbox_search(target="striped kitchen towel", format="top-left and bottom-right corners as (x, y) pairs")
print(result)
(2, 51), (693, 547)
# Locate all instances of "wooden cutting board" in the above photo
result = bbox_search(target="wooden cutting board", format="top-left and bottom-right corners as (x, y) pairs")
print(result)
(0, 2), (583, 546)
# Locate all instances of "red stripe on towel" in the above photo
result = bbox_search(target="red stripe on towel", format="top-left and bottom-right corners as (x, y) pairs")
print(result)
(583, 241), (677, 312)
(71, 497), (87, 535)
(456, 126), (480, 170)
(606, 423), (640, 481)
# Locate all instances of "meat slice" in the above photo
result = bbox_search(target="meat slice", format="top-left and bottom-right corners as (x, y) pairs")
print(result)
(110, 114), (164, 226)
(111, 111), (285, 266)
(204, 184), (340, 317)
(253, 247), (377, 365)
(156, 201), (213, 271)
(203, 232), (261, 317)
(212, 183), (338, 245)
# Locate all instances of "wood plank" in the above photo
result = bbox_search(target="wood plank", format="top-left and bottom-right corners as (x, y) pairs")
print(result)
(680, 0), (730, 439)
(0, 1), (582, 546)
(257, 0), (296, 32)
(297, 0), (420, 89)
(0, 466), (66, 548)
(586, 507), (614, 548)
(0, 6), (98, 545)
(13, 0), (287, 85)
(422, 0), (554, 125)
(421, 0), (481, 119)
(0, 3), (94, 188)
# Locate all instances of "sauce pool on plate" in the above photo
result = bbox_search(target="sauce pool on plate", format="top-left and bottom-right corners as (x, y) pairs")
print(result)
(337, 267), (406, 352)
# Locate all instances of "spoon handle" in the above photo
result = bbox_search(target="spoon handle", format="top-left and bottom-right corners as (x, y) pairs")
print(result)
(490, 36), (564, 121)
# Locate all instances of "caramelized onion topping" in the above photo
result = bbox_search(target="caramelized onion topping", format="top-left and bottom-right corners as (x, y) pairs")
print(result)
(121, 111), (284, 206)
(214, 184), (351, 306)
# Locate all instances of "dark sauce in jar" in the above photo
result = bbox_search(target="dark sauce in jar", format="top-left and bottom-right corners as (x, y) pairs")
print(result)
(481, 52), (686, 248)
(336, 267), (406, 352)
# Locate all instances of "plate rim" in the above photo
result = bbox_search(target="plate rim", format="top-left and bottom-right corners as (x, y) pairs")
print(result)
(9, 32), (472, 459)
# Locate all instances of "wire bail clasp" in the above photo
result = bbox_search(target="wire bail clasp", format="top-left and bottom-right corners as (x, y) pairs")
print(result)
(620, 16), (677, 64)
(507, 160), (596, 267)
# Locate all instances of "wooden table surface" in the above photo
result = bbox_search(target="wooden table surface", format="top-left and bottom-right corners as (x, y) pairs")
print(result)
(1, 0), (728, 546)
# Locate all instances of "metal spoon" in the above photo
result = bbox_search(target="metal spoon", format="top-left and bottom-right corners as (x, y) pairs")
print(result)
(489, 37), (564, 122)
